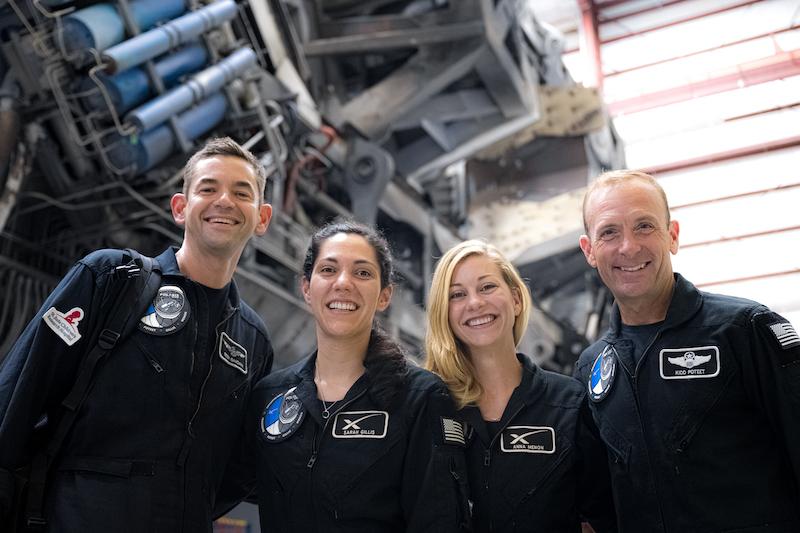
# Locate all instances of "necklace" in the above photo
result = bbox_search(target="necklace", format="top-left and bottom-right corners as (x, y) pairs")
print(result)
(316, 364), (340, 419)
(321, 398), (338, 419)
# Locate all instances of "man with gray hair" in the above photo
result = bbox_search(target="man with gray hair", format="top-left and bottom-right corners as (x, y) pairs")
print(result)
(0, 137), (274, 531)
(575, 169), (800, 532)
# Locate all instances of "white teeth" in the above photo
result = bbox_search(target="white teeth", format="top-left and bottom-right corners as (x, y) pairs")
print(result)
(619, 263), (646, 272)
(467, 315), (494, 327)
(207, 217), (236, 225)
(328, 301), (357, 311)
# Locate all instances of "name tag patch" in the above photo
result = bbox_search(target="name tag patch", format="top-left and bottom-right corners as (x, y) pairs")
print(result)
(660, 346), (719, 379)
(219, 332), (248, 374)
(500, 426), (556, 454)
(43, 306), (84, 346)
(332, 411), (388, 439)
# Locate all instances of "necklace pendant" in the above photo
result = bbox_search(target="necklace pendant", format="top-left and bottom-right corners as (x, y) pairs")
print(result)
(322, 410), (330, 419)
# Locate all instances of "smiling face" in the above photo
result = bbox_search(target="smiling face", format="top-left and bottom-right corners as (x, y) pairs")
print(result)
(447, 254), (521, 359)
(302, 233), (392, 345)
(579, 179), (679, 322)
(171, 155), (271, 257)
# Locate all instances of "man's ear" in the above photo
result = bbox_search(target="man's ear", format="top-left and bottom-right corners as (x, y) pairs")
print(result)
(376, 285), (393, 312)
(255, 202), (273, 236)
(171, 193), (187, 226)
(668, 220), (680, 255)
(579, 234), (597, 268)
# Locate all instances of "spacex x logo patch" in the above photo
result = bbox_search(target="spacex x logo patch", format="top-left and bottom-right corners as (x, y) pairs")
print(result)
(500, 426), (556, 454)
(660, 346), (720, 379)
(332, 411), (388, 439)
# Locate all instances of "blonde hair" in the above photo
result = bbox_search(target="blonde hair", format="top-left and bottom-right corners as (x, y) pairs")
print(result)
(424, 240), (532, 408)
(583, 169), (670, 234)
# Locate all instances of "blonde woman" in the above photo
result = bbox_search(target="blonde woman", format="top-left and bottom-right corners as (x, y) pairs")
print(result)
(425, 240), (616, 533)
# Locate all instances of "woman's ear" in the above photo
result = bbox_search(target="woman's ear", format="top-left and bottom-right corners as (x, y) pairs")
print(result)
(376, 285), (393, 312)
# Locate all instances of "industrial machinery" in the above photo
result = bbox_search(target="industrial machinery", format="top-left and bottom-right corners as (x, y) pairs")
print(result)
(0, 0), (624, 371)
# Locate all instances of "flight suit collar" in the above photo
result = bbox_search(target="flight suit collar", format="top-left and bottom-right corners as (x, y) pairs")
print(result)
(292, 352), (371, 425)
(605, 273), (703, 342)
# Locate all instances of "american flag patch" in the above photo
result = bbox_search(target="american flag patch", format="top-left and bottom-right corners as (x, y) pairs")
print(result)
(441, 417), (465, 446)
(769, 322), (800, 349)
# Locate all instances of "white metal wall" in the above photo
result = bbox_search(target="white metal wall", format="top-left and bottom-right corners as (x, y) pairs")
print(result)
(540, 0), (800, 326)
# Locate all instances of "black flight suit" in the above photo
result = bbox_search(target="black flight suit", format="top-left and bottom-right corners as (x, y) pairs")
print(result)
(251, 353), (470, 532)
(575, 274), (800, 532)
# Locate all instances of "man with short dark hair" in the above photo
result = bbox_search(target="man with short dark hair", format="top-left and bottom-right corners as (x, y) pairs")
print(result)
(575, 169), (800, 532)
(0, 137), (274, 531)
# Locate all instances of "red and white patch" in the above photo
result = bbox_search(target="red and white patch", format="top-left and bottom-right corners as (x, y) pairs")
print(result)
(43, 306), (84, 346)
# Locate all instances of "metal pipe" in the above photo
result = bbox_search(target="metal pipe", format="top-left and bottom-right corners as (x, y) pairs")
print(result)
(81, 44), (208, 114)
(101, 0), (237, 75)
(126, 47), (254, 131)
(108, 91), (228, 174)
(60, 0), (186, 62)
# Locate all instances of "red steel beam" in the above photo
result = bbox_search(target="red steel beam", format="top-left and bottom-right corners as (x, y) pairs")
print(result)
(578, 0), (604, 90)
(609, 49), (800, 116)
(696, 268), (800, 289)
(644, 135), (800, 176)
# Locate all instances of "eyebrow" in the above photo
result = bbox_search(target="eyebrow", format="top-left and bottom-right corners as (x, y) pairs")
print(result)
(195, 177), (256, 191)
(450, 274), (496, 287)
(318, 257), (378, 268)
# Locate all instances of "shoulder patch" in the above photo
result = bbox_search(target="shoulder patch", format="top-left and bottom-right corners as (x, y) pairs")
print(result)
(441, 417), (466, 446)
(43, 307), (84, 346)
(138, 285), (190, 336)
(260, 387), (305, 442)
(768, 321), (800, 350)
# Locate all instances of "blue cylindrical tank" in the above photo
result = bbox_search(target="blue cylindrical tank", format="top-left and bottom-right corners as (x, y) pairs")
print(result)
(101, 0), (237, 75)
(60, 0), (186, 63)
(80, 44), (208, 115)
(107, 92), (228, 173)
(126, 47), (255, 131)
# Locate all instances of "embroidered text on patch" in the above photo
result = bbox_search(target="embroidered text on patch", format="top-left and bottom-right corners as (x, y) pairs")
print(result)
(500, 426), (556, 454)
(441, 417), (465, 446)
(660, 346), (720, 379)
(769, 322), (800, 349)
(219, 332), (248, 374)
(43, 307), (84, 346)
(332, 411), (388, 439)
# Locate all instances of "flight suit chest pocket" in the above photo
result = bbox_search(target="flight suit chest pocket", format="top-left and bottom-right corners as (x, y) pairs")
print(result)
(502, 428), (574, 510)
(658, 345), (738, 452)
(201, 331), (252, 411)
(88, 335), (167, 417)
(320, 410), (404, 497)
